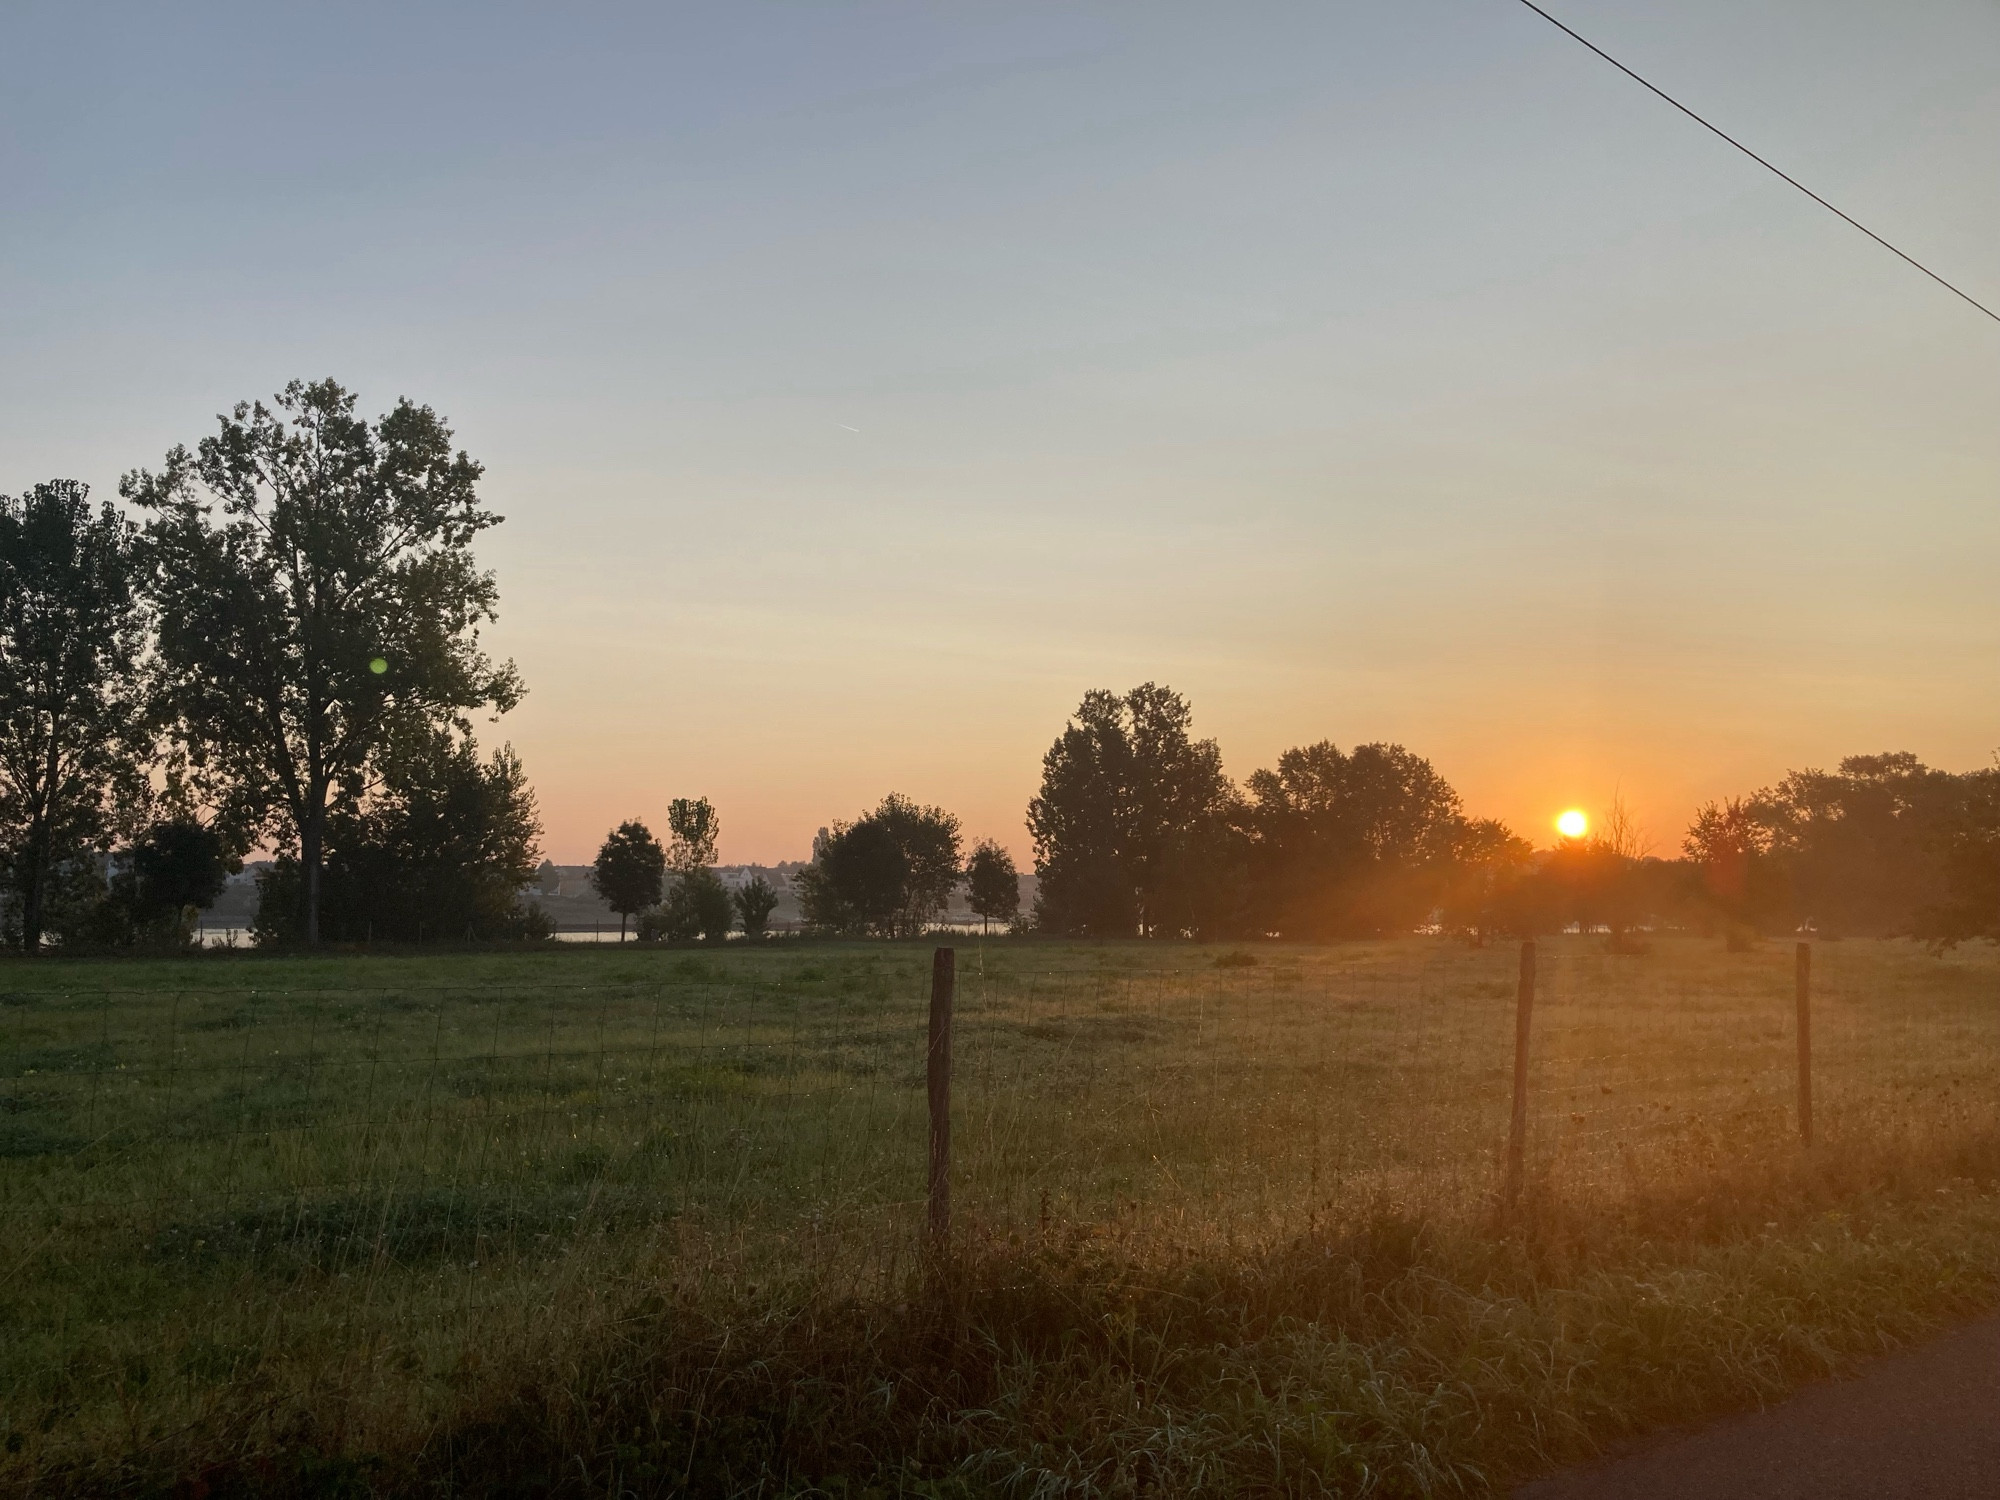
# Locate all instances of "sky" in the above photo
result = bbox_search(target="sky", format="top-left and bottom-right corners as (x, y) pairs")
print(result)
(4, 1), (1997, 864)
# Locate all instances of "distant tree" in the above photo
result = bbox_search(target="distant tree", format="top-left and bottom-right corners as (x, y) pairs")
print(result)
(666, 797), (720, 874)
(964, 840), (1020, 933)
(1750, 753), (1958, 936)
(1244, 741), (1463, 939)
(1918, 766), (2000, 947)
(124, 819), (237, 927)
(1586, 791), (1653, 949)
(733, 874), (781, 940)
(535, 859), (562, 896)
(0, 480), (150, 951)
(1436, 818), (1535, 942)
(797, 794), (962, 937)
(1028, 685), (1238, 937)
(124, 379), (522, 947)
(685, 869), (735, 942)
(1684, 797), (1783, 941)
(254, 727), (544, 945)
(592, 819), (665, 943)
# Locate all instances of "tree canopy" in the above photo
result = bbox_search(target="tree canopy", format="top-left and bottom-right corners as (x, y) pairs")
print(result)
(252, 726), (543, 945)
(592, 819), (666, 941)
(123, 379), (521, 945)
(0, 480), (150, 950)
(797, 793), (961, 937)
(964, 840), (1021, 932)
(1028, 685), (1238, 937)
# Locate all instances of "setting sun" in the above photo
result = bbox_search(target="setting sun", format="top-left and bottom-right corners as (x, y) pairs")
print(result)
(1556, 808), (1588, 839)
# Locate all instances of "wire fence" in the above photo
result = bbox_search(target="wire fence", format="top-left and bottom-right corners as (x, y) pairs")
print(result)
(5, 939), (1994, 1287)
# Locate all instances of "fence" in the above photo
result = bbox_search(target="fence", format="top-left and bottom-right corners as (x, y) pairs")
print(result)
(5, 938), (1994, 1280)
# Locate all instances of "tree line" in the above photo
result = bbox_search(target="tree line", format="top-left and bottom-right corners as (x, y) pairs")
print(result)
(9, 385), (1995, 953)
(1023, 684), (2000, 947)
(586, 796), (1021, 943)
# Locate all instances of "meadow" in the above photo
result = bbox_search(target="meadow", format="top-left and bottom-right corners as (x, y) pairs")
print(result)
(2, 936), (1996, 1497)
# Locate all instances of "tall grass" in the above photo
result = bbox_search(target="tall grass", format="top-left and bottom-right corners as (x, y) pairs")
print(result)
(1, 937), (1995, 1495)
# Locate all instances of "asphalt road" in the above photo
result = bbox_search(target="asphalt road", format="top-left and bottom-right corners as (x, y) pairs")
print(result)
(1514, 1314), (2000, 1500)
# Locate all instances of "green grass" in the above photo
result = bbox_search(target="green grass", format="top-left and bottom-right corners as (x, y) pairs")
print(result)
(1, 936), (1996, 1496)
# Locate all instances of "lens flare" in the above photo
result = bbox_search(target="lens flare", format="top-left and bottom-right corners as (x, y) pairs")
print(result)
(1556, 809), (1588, 839)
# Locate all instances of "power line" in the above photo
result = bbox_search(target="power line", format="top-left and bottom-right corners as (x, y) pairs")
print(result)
(1509, 0), (2000, 326)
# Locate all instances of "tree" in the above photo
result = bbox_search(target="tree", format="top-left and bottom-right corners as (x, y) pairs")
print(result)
(796, 794), (962, 937)
(1683, 797), (1784, 940)
(1748, 753), (1958, 936)
(964, 840), (1020, 933)
(1027, 685), (1238, 937)
(1918, 766), (2000, 948)
(591, 819), (664, 942)
(1436, 818), (1535, 943)
(124, 818), (237, 928)
(665, 797), (720, 874)
(253, 727), (544, 944)
(123, 379), (522, 946)
(1244, 741), (1463, 938)
(665, 868), (735, 942)
(733, 874), (781, 940)
(0, 480), (151, 951)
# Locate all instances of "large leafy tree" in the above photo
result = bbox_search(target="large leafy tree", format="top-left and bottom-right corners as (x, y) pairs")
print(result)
(796, 793), (962, 937)
(123, 380), (522, 946)
(1245, 741), (1464, 938)
(254, 726), (543, 945)
(1741, 753), (1959, 936)
(964, 839), (1021, 933)
(1919, 766), (2000, 947)
(592, 819), (665, 942)
(0, 480), (150, 950)
(732, 874), (781, 940)
(1027, 685), (1238, 937)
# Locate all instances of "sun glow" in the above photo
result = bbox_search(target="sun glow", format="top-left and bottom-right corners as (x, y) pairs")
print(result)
(1556, 808), (1588, 840)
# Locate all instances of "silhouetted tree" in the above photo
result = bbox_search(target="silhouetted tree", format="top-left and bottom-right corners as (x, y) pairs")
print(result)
(1436, 818), (1535, 942)
(254, 727), (543, 944)
(733, 874), (781, 939)
(1028, 685), (1238, 937)
(0, 480), (150, 950)
(964, 840), (1020, 933)
(652, 868), (733, 942)
(1683, 797), (1785, 941)
(666, 797), (720, 874)
(123, 819), (237, 928)
(1918, 766), (2000, 947)
(1245, 741), (1463, 938)
(1750, 753), (1958, 936)
(591, 818), (665, 943)
(124, 380), (521, 946)
(797, 794), (961, 937)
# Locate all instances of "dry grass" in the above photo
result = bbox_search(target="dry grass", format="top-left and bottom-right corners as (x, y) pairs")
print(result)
(1, 936), (1995, 1496)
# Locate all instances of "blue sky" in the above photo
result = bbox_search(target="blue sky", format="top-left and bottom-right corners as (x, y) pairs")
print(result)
(5, 1), (1997, 859)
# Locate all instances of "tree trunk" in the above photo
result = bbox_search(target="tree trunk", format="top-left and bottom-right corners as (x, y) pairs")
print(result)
(21, 732), (59, 952)
(19, 818), (48, 952)
(301, 801), (324, 948)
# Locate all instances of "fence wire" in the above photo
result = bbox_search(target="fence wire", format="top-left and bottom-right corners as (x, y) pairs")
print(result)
(2, 938), (1995, 1319)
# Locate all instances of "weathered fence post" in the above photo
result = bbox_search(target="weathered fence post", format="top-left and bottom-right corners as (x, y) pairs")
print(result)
(1796, 941), (1813, 1148)
(1506, 939), (1536, 1209)
(927, 946), (955, 1255)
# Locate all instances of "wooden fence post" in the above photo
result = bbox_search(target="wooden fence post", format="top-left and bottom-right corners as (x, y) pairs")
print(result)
(1796, 941), (1813, 1148)
(1506, 939), (1536, 1209)
(928, 947), (955, 1254)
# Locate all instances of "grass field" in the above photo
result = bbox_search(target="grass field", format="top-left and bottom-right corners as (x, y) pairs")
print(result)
(2, 936), (1997, 1496)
